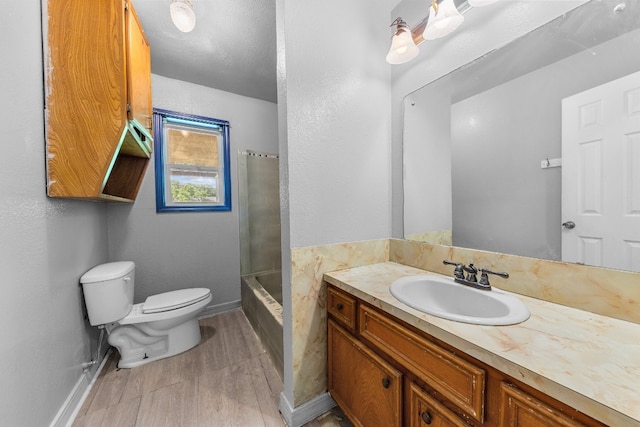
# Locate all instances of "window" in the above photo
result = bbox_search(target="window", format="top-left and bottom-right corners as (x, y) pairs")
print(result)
(153, 109), (231, 212)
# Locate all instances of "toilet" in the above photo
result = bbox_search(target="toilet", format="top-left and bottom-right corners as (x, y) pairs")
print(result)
(80, 261), (212, 368)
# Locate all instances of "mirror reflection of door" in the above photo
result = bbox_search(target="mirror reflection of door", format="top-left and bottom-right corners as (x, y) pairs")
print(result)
(561, 70), (640, 272)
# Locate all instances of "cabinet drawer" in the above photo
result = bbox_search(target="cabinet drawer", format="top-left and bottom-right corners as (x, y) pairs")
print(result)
(409, 382), (469, 427)
(327, 286), (357, 332)
(359, 304), (485, 423)
(500, 382), (588, 427)
(328, 319), (402, 427)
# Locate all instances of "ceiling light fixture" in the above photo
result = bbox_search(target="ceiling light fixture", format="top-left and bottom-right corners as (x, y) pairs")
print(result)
(386, 18), (420, 65)
(423, 0), (464, 40)
(170, 0), (196, 33)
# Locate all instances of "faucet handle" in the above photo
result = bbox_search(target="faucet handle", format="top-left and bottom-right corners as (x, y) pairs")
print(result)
(443, 260), (465, 279)
(479, 268), (509, 287)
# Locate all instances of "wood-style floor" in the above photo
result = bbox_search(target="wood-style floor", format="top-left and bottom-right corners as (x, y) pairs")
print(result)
(72, 309), (352, 427)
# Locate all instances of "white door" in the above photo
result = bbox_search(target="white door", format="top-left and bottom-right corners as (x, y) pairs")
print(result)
(562, 70), (640, 272)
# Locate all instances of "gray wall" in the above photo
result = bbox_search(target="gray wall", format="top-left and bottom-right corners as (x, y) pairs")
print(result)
(107, 75), (279, 308)
(0, 2), (109, 425)
(279, 0), (393, 249)
(403, 76), (453, 238)
(450, 29), (640, 260)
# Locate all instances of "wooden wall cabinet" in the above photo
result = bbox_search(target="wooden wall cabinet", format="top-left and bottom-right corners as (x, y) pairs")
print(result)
(43, 0), (153, 202)
(326, 285), (606, 427)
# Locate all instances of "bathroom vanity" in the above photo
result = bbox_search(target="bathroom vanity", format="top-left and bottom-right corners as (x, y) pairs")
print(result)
(324, 262), (640, 426)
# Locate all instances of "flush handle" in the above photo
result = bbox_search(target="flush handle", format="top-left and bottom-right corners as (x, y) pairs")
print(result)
(562, 221), (576, 229)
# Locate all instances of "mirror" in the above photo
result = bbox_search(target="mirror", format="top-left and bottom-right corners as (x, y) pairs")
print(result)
(403, 0), (640, 272)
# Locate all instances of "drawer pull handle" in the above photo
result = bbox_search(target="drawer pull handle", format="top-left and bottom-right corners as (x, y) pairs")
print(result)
(381, 377), (391, 388)
(336, 303), (344, 311)
(420, 411), (433, 424)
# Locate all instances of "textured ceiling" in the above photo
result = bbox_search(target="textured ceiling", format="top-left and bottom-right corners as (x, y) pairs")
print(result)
(133, 0), (278, 103)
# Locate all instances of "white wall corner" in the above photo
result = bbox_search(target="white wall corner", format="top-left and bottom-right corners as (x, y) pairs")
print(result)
(278, 392), (336, 427)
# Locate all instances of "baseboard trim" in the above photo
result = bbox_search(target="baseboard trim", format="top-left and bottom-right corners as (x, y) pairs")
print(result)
(278, 392), (336, 427)
(49, 348), (112, 427)
(199, 299), (241, 319)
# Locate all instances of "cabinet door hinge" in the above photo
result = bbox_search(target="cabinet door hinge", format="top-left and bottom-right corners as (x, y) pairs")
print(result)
(126, 104), (131, 113)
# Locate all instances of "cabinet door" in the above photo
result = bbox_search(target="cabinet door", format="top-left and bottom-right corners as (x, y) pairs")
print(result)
(328, 319), (402, 427)
(45, 0), (152, 201)
(358, 304), (485, 423)
(125, 0), (153, 137)
(45, 0), (128, 198)
(408, 382), (469, 427)
(500, 383), (588, 427)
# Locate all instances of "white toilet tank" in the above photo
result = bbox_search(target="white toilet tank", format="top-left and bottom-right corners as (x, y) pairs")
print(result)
(81, 261), (135, 326)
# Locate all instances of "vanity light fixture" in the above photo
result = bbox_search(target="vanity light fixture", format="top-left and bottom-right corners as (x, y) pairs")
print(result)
(170, 0), (196, 33)
(423, 0), (464, 40)
(387, 0), (497, 65)
(386, 17), (420, 64)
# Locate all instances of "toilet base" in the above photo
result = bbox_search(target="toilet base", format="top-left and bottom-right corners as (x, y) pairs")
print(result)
(107, 317), (202, 368)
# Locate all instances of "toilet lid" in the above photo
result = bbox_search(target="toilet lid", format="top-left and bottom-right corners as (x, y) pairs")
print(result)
(81, 261), (135, 284)
(142, 288), (211, 314)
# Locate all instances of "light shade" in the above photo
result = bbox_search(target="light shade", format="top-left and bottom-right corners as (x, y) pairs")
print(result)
(468, 0), (497, 6)
(423, 0), (464, 40)
(386, 19), (419, 65)
(170, 0), (196, 33)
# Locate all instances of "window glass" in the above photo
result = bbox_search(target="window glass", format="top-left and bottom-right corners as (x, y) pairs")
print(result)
(153, 109), (231, 212)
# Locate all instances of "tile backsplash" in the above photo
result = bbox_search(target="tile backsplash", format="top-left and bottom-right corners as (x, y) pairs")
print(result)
(290, 239), (388, 406)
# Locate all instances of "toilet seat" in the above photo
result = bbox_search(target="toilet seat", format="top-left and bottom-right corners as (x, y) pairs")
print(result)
(118, 288), (212, 325)
(143, 288), (211, 314)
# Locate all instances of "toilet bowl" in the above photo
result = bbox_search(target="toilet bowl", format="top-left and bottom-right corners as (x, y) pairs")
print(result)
(81, 261), (212, 368)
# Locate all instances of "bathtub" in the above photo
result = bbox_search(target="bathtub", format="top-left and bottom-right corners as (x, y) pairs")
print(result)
(241, 271), (283, 379)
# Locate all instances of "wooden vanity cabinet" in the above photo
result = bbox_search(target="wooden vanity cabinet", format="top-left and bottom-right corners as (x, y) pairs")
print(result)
(44, 0), (152, 202)
(408, 381), (469, 427)
(328, 319), (403, 427)
(499, 382), (591, 427)
(327, 286), (357, 333)
(326, 284), (607, 427)
(359, 303), (486, 423)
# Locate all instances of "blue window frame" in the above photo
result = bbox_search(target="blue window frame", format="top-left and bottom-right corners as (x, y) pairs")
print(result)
(153, 109), (231, 212)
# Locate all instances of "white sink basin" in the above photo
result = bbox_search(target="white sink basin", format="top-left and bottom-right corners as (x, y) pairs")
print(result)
(389, 275), (530, 326)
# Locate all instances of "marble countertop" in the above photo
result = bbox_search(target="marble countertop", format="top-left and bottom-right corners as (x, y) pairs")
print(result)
(323, 261), (640, 427)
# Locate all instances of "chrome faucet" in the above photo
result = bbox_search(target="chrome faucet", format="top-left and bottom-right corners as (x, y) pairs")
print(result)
(463, 263), (478, 283)
(443, 260), (509, 290)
